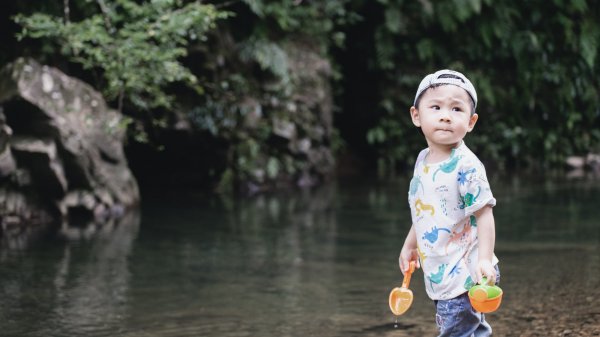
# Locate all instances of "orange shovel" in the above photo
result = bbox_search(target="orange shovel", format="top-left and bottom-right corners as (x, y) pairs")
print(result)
(389, 261), (416, 316)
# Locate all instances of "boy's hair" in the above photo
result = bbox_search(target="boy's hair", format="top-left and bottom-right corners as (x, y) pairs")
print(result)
(413, 69), (477, 114)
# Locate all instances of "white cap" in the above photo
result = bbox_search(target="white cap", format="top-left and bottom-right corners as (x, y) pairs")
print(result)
(414, 69), (477, 109)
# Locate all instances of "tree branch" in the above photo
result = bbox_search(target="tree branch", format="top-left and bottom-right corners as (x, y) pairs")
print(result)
(214, 0), (240, 9)
(63, 0), (70, 24)
(95, 0), (114, 33)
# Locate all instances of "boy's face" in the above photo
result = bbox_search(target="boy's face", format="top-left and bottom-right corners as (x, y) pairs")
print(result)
(410, 85), (478, 150)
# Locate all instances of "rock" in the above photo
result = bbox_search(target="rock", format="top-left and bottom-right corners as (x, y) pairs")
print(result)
(566, 154), (600, 171)
(0, 109), (16, 177)
(10, 136), (68, 198)
(291, 138), (311, 154)
(241, 97), (262, 129)
(308, 146), (335, 176)
(272, 117), (296, 139)
(189, 32), (335, 192)
(566, 156), (585, 169)
(284, 42), (334, 183)
(587, 153), (600, 170)
(0, 58), (139, 228)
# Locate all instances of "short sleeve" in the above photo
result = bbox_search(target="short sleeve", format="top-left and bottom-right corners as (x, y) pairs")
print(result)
(458, 157), (496, 217)
(414, 149), (429, 170)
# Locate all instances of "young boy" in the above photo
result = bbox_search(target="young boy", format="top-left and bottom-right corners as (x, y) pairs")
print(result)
(398, 69), (499, 336)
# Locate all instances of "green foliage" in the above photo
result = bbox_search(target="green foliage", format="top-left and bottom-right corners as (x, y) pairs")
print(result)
(241, 0), (359, 44)
(10, 0), (599, 189)
(365, 0), (600, 170)
(14, 0), (227, 111)
(240, 37), (291, 86)
(187, 0), (354, 190)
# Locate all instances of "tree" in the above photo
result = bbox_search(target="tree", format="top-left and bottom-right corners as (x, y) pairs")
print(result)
(362, 0), (600, 170)
(14, 0), (227, 112)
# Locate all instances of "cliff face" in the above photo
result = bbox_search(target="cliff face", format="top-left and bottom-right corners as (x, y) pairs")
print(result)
(0, 58), (139, 238)
(185, 33), (337, 193)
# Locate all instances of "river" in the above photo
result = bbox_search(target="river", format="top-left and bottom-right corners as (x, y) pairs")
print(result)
(1, 174), (599, 336)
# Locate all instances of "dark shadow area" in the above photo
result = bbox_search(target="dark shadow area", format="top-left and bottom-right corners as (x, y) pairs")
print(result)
(125, 130), (228, 195)
(333, 1), (383, 171)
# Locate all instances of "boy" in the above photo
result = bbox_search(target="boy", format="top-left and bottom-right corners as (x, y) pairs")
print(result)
(398, 69), (499, 336)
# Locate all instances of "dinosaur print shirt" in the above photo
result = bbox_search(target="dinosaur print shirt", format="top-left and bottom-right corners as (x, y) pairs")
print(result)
(408, 141), (498, 300)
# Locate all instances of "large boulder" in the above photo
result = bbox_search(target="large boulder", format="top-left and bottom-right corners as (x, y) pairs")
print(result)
(0, 58), (139, 229)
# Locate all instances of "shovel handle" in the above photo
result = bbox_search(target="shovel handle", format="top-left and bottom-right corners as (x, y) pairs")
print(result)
(401, 261), (416, 288)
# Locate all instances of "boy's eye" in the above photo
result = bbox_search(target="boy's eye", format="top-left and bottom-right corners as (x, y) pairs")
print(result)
(431, 105), (440, 110)
(452, 107), (462, 112)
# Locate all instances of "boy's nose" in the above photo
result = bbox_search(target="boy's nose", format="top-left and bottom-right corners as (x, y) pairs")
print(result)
(439, 109), (451, 122)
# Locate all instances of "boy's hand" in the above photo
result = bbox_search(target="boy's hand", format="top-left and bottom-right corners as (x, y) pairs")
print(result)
(398, 248), (420, 275)
(477, 259), (496, 285)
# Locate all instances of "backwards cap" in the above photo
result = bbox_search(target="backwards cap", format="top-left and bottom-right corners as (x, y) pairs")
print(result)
(414, 69), (477, 109)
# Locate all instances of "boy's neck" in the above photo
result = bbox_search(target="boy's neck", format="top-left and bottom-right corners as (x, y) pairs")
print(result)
(426, 141), (462, 163)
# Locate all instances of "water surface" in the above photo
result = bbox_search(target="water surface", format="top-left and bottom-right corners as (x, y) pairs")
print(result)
(1, 175), (599, 336)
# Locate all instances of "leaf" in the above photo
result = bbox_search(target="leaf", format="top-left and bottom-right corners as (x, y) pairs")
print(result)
(14, 1), (224, 110)
(240, 38), (290, 83)
(384, 8), (403, 34)
(267, 157), (280, 179)
(580, 19), (599, 68)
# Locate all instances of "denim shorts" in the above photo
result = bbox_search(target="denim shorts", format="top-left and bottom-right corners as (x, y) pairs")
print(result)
(433, 266), (500, 337)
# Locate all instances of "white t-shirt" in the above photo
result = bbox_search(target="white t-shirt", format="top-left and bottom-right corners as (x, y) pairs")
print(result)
(408, 141), (498, 300)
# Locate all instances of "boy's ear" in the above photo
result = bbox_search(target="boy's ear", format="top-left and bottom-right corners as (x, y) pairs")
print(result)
(467, 113), (479, 132)
(410, 106), (421, 127)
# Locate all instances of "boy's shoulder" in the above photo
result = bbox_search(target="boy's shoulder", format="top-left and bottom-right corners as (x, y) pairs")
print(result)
(456, 142), (488, 173)
(457, 142), (481, 161)
(415, 148), (429, 167)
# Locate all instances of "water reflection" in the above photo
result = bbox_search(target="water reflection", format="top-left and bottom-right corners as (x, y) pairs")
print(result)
(492, 174), (600, 243)
(122, 184), (343, 336)
(0, 175), (599, 336)
(0, 210), (139, 336)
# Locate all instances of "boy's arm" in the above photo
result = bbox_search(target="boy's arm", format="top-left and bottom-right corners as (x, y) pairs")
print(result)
(399, 224), (420, 274)
(475, 205), (496, 284)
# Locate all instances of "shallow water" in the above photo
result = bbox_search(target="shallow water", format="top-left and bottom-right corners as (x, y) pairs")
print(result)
(1, 175), (599, 336)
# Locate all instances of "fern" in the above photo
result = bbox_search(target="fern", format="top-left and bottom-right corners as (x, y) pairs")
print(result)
(240, 38), (290, 85)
